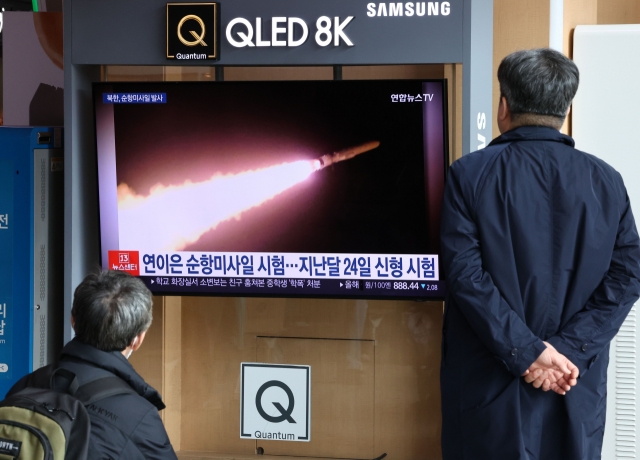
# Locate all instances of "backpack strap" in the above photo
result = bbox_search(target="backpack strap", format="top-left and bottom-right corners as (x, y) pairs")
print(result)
(74, 377), (139, 406)
(46, 365), (138, 406)
(49, 367), (80, 395)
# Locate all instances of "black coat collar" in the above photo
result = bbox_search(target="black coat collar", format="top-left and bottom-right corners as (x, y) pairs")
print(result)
(61, 338), (165, 410)
(489, 125), (575, 148)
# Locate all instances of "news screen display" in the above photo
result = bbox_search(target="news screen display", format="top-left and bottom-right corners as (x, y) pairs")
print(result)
(94, 80), (447, 299)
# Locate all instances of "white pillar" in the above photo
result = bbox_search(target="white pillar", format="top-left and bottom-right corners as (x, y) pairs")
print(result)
(573, 25), (640, 460)
(549, 0), (564, 53)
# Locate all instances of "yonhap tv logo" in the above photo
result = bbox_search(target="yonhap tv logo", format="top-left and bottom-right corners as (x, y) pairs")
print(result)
(241, 363), (311, 442)
(166, 3), (219, 60)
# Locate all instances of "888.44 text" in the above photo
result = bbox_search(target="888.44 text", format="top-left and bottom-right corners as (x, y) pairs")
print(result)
(394, 282), (419, 290)
(393, 282), (439, 291)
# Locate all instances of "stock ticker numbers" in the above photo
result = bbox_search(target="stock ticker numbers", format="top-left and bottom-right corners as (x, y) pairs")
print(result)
(141, 275), (443, 298)
(364, 281), (439, 291)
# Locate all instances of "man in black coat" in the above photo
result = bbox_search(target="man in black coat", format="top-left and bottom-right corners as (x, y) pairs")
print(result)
(10, 270), (177, 460)
(440, 48), (640, 459)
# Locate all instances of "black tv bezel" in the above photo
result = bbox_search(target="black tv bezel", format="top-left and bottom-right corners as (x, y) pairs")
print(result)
(92, 78), (449, 301)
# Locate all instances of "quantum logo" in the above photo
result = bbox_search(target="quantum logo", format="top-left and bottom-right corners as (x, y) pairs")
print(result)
(241, 363), (311, 442)
(178, 15), (208, 47)
(256, 380), (297, 423)
(167, 3), (219, 60)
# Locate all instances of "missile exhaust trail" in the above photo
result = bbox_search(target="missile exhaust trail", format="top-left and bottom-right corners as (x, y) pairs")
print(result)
(117, 141), (380, 252)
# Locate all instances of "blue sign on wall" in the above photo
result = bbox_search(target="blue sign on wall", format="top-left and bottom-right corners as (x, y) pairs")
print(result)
(0, 160), (14, 382)
(0, 127), (53, 397)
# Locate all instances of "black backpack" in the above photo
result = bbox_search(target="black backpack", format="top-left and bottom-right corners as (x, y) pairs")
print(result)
(0, 364), (136, 460)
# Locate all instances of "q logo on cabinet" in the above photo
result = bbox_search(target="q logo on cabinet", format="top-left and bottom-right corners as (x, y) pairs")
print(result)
(241, 363), (311, 442)
(167, 3), (219, 60)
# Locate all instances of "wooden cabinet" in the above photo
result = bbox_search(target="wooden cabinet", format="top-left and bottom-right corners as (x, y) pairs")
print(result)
(131, 296), (443, 460)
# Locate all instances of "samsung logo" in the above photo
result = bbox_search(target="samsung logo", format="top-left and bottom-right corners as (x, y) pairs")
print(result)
(367, 2), (451, 17)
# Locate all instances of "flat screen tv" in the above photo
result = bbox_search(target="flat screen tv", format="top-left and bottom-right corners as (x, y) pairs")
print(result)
(94, 79), (447, 299)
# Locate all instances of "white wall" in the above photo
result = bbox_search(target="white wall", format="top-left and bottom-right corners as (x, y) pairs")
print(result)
(573, 24), (640, 460)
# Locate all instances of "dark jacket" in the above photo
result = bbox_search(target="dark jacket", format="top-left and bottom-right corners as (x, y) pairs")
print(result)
(9, 339), (178, 460)
(440, 126), (640, 460)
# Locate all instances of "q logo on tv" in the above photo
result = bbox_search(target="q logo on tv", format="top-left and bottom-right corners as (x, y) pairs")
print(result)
(166, 3), (219, 60)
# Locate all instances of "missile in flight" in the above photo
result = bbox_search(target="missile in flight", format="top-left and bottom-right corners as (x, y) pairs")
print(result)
(313, 140), (381, 171)
(118, 140), (381, 251)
